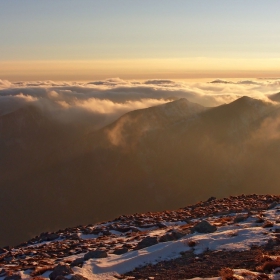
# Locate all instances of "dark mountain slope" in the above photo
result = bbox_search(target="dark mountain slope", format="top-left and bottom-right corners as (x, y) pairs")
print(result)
(268, 92), (280, 102)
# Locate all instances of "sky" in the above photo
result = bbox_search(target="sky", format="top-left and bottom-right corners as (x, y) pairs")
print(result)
(1, 0), (280, 81)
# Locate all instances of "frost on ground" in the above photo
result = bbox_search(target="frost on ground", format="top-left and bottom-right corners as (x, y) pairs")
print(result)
(1, 194), (280, 280)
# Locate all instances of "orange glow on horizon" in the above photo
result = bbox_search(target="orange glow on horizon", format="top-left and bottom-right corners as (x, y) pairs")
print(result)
(1, 58), (280, 81)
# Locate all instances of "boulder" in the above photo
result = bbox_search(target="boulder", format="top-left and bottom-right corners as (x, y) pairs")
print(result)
(70, 275), (88, 280)
(157, 223), (167, 229)
(255, 216), (265, 223)
(53, 277), (68, 280)
(136, 236), (159, 249)
(159, 230), (186, 243)
(40, 232), (60, 242)
(172, 230), (186, 239)
(102, 230), (111, 236)
(159, 233), (174, 243)
(4, 275), (21, 280)
(268, 201), (279, 209)
(262, 221), (274, 228)
(234, 215), (248, 223)
(84, 250), (107, 260)
(70, 257), (84, 267)
(0, 270), (6, 277)
(49, 264), (73, 280)
(191, 221), (217, 233)
(113, 247), (128, 255)
(207, 196), (216, 202)
(0, 248), (8, 254)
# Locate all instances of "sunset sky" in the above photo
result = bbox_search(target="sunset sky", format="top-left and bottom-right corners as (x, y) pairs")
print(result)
(1, 0), (280, 80)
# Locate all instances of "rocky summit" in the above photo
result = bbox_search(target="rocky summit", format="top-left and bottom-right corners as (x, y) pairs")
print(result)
(1, 194), (280, 279)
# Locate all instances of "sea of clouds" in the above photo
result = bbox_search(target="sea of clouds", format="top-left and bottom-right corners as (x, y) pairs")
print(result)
(0, 77), (279, 130)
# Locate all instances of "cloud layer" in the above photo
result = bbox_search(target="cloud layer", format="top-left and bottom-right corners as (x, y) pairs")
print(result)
(0, 78), (279, 130)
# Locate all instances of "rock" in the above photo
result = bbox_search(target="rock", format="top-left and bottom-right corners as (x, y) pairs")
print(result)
(111, 274), (123, 279)
(191, 220), (217, 233)
(136, 236), (159, 249)
(4, 275), (21, 280)
(187, 240), (197, 247)
(130, 226), (141, 232)
(102, 230), (111, 236)
(123, 243), (134, 249)
(113, 247), (128, 255)
(207, 196), (216, 202)
(53, 277), (68, 280)
(140, 224), (157, 229)
(40, 232), (60, 242)
(255, 216), (265, 223)
(49, 264), (73, 280)
(233, 215), (248, 223)
(268, 201), (279, 209)
(70, 257), (84, 267)
(157, 223), (167, 229)
(0, 248), (8, 254)
(159, 233), (175, 242)
(172, 230), (186, 239)
(84, 250), (107, 260)
(89, 229), (102, 235)
(70, 275), (88, 280)
(4, 254), (13, 262)
(0, 270), (7, 277)
(265, 238), (278, 250)
(69, 234), (80, 240)
(159, 230), (186, 243)
(114, 226), (131, 233)
(262, 221), (274, 228)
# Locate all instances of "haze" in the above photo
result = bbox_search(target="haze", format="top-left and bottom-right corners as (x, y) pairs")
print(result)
(0, 1), (280, 247)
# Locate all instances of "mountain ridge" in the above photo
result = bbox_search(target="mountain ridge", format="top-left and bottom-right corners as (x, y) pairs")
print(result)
(93, 98), (208, 148)
(1, 96), (280, 248)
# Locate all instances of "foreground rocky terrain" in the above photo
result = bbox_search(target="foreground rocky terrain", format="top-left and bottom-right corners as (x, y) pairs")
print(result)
(1, 194), (280, 279)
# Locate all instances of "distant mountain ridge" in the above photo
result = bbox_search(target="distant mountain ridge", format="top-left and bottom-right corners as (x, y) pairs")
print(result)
(1, 96), (280, 247)
(94, 98), (207, 147)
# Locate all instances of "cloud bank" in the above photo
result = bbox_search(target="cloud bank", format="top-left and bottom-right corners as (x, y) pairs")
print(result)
(0, 78), (279, 130)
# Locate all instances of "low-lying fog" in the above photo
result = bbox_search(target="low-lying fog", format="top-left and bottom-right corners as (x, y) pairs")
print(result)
(1, 78), (279, 129)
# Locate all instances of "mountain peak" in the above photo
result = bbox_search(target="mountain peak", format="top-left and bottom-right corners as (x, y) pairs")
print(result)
(232, 96), (267, 106)
(169, 97), (189, 103)
(225, 96), (272, 113)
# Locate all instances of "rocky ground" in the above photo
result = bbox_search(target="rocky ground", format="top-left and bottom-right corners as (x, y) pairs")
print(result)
(1, 194), (280, 280)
